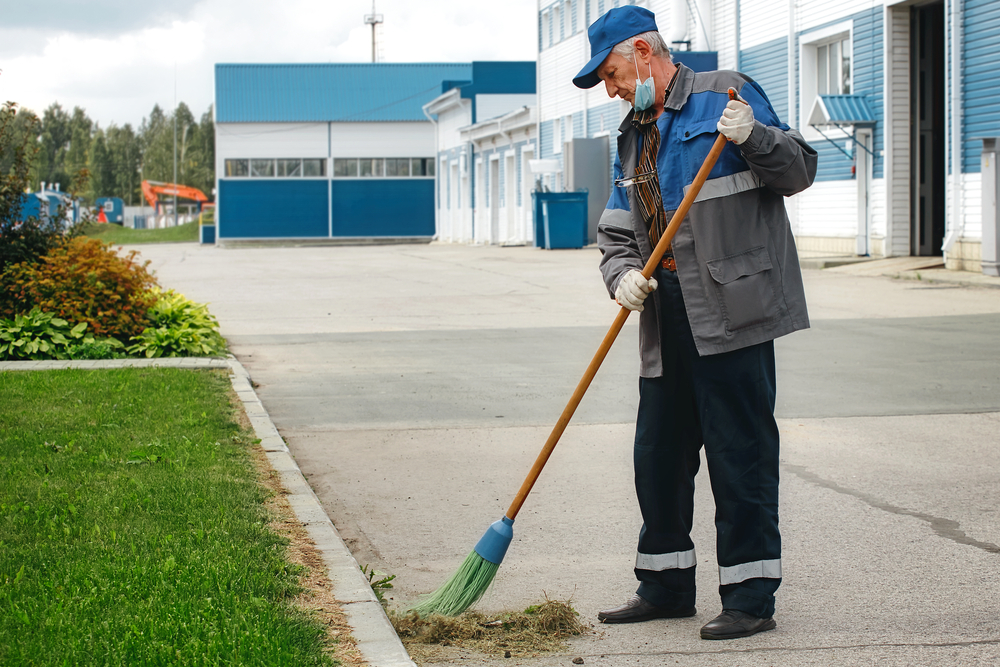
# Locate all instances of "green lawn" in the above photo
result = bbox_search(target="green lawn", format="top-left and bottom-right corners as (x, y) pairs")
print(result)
(0, 368), (335, 666)
(83, 221), (201, 244)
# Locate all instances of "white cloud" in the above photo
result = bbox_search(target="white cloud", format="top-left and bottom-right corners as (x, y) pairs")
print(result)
(0, 0), (538, 128)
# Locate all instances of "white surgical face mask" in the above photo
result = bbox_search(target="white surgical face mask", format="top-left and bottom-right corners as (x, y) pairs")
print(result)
(633, 58), (655, 111)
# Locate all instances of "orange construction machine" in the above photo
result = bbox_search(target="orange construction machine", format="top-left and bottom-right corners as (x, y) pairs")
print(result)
(141, 180), (214, 214)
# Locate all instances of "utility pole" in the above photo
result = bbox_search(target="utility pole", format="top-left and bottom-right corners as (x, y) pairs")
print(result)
(173, 63), (178, 228)
(364, 0), (383, 63)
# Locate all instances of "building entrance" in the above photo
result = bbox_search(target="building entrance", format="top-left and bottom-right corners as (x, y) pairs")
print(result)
(911, 1), (946, 256)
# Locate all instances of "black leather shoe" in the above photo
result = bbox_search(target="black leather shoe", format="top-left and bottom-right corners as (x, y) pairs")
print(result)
(700, 609), (776, 639)
(597, 594), (696, 624)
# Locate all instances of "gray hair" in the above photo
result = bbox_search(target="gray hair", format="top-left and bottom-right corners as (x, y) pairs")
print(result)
(612, 30), (672, 63)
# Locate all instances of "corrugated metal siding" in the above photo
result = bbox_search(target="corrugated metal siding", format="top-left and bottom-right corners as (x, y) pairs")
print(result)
(218, 180), (329, 238)
(331, 180), (435, 236)
(882, 4), (910, 257)
(740, 0), (788, 50)
(538, 32), (589, 121)
(215, 63), (472, 123)
(739, 37), (789, 122)
(792, 179), (858, 237)
(812, 140), (854, 182)
(796, 0), (877, 35)
(852, 6), (884, 180)
(713, 0), (738, 70)
(963, 0), (1000, 173)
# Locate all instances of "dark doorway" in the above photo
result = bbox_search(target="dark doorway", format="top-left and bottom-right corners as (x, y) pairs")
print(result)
(911, 1), (946, 256)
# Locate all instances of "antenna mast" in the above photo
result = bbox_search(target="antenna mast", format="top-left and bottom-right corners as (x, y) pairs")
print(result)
(364, 0), (383, 63)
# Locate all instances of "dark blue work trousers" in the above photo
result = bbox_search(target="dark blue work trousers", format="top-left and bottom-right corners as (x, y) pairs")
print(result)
(632, 268), (781, 619)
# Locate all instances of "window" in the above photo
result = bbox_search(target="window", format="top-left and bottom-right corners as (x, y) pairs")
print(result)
(303, 159), (326, 177)
(225, 159), (248, 177)
(277, 159), (302, 177)
(330, 158), (434, 178)
(817, 38), (851, 95)
(250, 159), (274, 177)
(542, 10), (551, 49)
(224, 158), (325, 177)
(799, 22), (853, 130)
(334, 158), (358, 177)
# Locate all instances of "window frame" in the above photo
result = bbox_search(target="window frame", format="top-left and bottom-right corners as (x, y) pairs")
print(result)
(799, 20), (854, 136)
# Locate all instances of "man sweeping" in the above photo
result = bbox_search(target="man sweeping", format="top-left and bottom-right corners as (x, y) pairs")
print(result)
(572, 6), (816, 640)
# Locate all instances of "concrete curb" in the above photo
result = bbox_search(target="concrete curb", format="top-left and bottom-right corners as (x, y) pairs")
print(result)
(0, 355), (417, 667)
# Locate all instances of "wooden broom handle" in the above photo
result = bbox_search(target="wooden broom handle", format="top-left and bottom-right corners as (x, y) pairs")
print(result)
(505, 94), (736, 521)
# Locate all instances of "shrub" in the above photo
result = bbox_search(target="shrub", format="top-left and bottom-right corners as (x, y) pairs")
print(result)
(127, 289), (227, 358)
(0, 237), (158, 339)
(0, 307), (123, 360)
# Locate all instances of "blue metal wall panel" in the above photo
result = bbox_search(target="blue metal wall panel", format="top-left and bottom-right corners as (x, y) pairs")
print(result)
(218, 180), (329, 238)
(215, 63), (473, 123)
(963, 0), (1000, 173)
(739, 38), (789, 122)
(330, 180), (435, 237)
(586, 101), (620, 136)
(852, 7), (884, 179)
(540, 119), (554, 158)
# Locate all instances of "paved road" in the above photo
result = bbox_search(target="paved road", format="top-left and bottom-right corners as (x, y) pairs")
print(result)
(136, 242), (1000, 666)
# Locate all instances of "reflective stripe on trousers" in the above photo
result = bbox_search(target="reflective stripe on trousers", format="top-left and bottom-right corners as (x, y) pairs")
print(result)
(719, 559), (782, 585)
(635, 548), (696, 571)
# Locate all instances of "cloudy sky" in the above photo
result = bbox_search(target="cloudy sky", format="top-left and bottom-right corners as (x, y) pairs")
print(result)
(0, 0), (539, 128)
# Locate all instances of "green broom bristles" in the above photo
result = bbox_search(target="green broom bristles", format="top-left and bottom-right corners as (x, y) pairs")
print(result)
(408, 550), (500, 617)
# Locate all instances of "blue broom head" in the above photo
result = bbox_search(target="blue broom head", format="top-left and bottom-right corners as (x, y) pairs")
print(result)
(473, 516), (514, 565)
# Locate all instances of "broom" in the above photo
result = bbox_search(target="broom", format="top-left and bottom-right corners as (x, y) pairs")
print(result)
(409, 90), (740, 618)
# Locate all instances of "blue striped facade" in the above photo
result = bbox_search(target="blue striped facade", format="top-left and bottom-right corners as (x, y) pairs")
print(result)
(739, 38), (789, 123)
(218, 179), (434, 239)
(963, 0), (1000, 173)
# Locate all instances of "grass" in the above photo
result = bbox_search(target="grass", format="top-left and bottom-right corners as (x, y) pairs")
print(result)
(0, 368), (337, 666)
(82, 220), (200, 244)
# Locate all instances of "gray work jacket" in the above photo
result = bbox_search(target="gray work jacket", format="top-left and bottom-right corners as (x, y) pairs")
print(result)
(597, 66), (817, 376)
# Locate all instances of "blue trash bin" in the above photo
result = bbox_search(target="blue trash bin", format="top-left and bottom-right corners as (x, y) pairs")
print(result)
(532, 191), (588, 249)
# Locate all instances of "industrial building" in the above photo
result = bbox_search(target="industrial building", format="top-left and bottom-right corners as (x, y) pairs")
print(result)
(213, 62), (474, 242)
(423, 62), (537, 245)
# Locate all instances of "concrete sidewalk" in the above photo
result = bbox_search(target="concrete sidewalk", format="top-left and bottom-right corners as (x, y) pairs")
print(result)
(133, 242), (1000, 666)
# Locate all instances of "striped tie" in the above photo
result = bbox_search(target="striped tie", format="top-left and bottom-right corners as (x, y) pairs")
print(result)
(631, 107), (670, 248)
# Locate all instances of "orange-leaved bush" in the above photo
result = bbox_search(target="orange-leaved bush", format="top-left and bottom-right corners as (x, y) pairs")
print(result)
(0, 237), (159, 340)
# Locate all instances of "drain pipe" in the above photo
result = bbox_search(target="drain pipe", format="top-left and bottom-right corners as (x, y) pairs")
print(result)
(942, 0), (964, 259)
(422, 102), (441, 240)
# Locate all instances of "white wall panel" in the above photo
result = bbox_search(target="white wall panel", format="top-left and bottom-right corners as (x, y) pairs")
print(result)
(797, 0), (883, 34)
(329, 122), (435, 157)
(437, 103), (472, 151)
(793, 179), (858, 237)
(870, 177), (887, 239)
(713, 0), (738, 70)
(539, 32), (590, 121)
(884, 3), (909, 256)
(216, 123), (328, 161)
(476, 94), (537, 122)
(740, 0), (790, 50)
(961, 173), (983, 241)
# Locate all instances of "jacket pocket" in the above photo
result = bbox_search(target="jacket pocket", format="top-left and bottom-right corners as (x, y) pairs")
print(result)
(705, 245), (780, 333)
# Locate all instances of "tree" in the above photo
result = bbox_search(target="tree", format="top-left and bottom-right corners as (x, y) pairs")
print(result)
(105, 123), (141, 205)
(0, 101), (64, 274)
(86, 129), (112, 201)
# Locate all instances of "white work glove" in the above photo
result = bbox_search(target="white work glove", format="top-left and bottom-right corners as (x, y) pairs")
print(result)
(717, 93), (754, 145)
(615, 269), (658, 312)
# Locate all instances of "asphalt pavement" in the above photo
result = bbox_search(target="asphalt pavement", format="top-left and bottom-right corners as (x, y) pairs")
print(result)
(135, 241), (1000, 666)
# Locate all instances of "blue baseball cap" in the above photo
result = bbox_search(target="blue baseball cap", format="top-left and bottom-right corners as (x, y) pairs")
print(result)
(573, 5), (658, 89)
